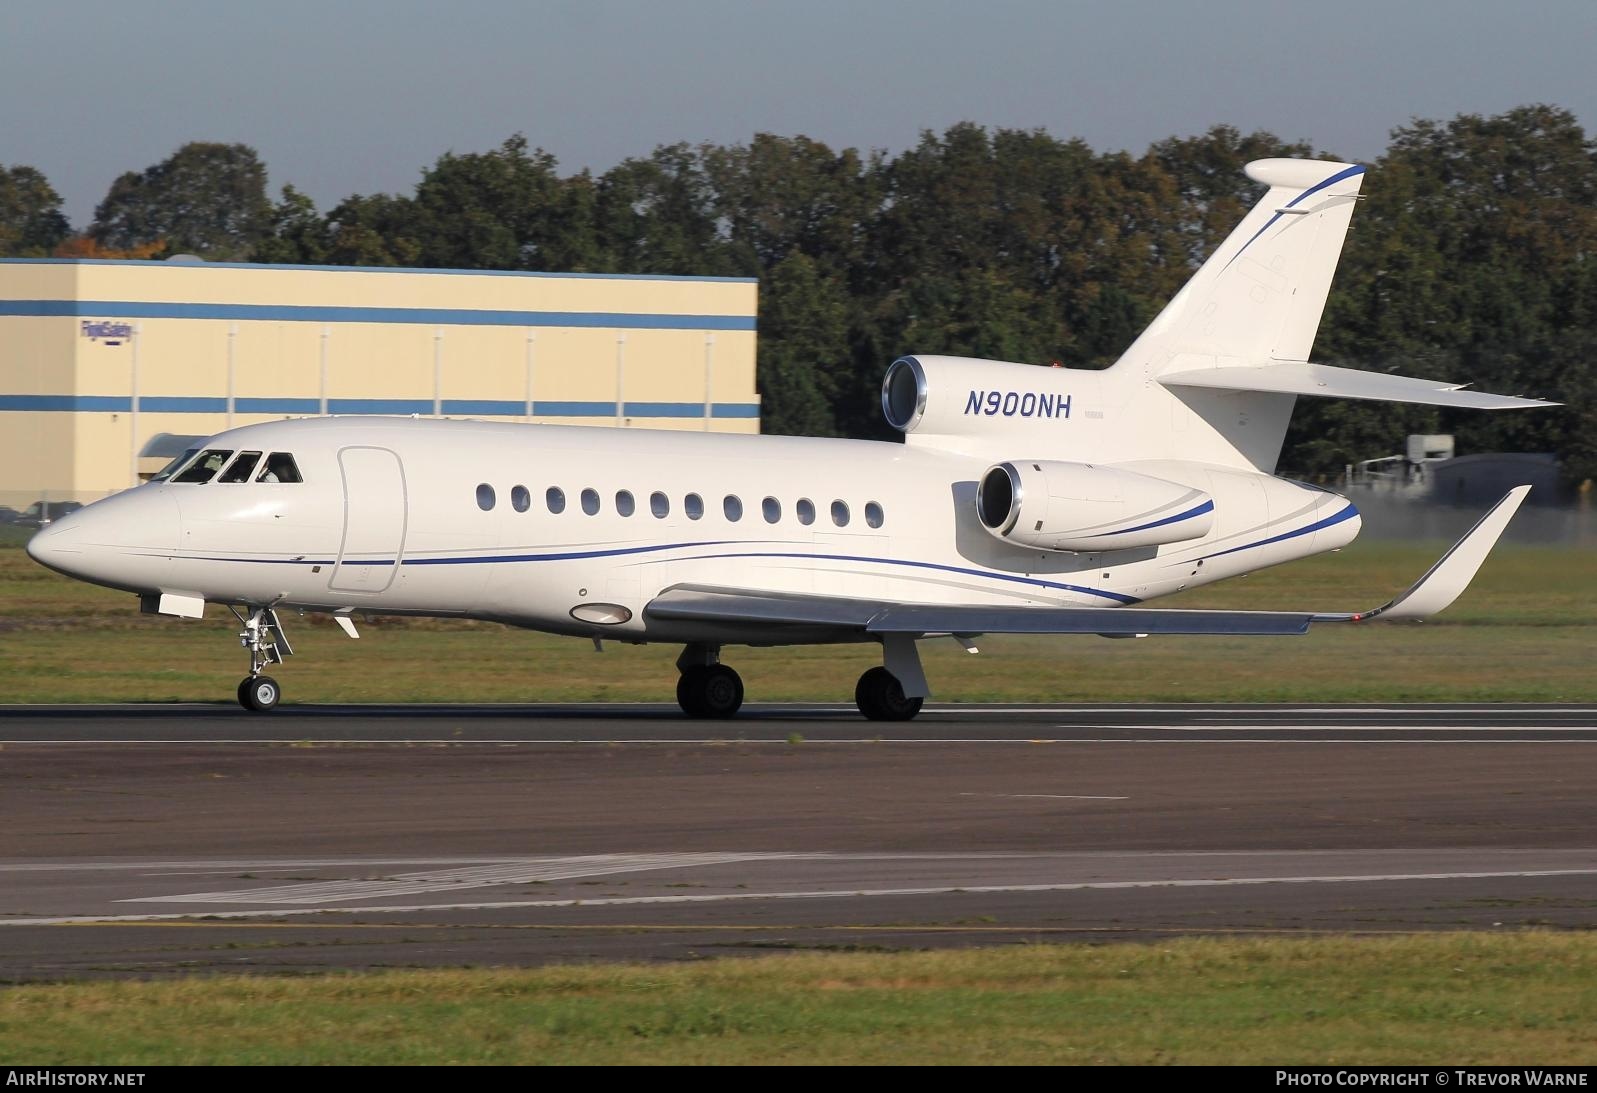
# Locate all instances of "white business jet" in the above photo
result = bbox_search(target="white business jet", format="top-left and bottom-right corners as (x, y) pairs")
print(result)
(28, 159), (1555, 719)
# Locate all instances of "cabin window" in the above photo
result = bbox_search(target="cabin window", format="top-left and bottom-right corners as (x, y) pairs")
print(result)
(173, 449), (234, 484)
(865, 501), (884, 529)
(511, 485), (531, 512)
(831, 500), (850, 527)
(546, 486), (566, 514)
(476, 483), (496, 511)
(217, 451), (263, 483)
(616, 490), (636, 517)
(650, 491), (670, 518)
(684, 493), (704, 520)
(151, 448), (201, 482)
(257, 452), (302, 483)
(762, 497), (781, 523)
(723, 495), (743, 521)
(581, 488), (600, 515)
(796, 498), (816, 526)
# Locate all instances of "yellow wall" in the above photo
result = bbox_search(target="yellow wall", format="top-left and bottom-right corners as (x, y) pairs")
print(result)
(0, 260), (759, 505)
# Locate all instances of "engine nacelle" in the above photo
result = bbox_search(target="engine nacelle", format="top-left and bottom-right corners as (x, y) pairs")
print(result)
(977, 460), (1215, 552)
(882, 355), (1096, 447)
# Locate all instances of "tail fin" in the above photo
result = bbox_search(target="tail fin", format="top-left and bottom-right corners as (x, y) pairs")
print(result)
(1115, 159), (1365, 375)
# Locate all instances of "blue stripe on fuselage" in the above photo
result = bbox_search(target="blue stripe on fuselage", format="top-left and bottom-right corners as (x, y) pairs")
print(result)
(1195, 503), (1359, 561)
(173, 540), (1138, 604)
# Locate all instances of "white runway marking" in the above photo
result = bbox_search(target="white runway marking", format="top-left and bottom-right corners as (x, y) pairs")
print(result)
(1092, 725), (1597, 732)
(8, 734), (1597, 745)
(121, 853), (801, 904)
(8, 867), (1597, 926)
(959, 793), (1130, 800)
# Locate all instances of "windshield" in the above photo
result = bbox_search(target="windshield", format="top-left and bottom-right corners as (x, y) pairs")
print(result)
(150, 447), (201, 483)
(171, 449), (235, 484)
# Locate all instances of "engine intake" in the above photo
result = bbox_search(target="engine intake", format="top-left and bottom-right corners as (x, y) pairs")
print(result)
(977, 460), (1215, 552)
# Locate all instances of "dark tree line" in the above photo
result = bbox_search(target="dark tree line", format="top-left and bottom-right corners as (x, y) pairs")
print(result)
(4, 106), (1592, 484)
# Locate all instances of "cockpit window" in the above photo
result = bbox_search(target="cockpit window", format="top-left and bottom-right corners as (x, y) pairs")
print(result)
(217, 451), (263, 483)
(256, 453), (303, 483)
(172, 449), (235, 484)
(151, 447), (201, 483)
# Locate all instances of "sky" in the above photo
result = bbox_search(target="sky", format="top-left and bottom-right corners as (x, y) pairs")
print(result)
(2, 0), (1592, 229)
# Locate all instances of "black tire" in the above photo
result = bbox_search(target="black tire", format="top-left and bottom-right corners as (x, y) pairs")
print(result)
(236, 677), (253, 709)
(677, 664), (744, 719)
(676, 667), (709, 718)
(855, 666), (923, 722)
(240, 675), (281, 713)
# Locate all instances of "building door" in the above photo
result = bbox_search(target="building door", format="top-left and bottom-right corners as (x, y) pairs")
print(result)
(329, 446), (407, 593)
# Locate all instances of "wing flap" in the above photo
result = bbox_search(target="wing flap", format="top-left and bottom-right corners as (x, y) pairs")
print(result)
(866, 603), (1314, 636)
(1161, 360), (1557, 410)
(644, 585), (1314, 637)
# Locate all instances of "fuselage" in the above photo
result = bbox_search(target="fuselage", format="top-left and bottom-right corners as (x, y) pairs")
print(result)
(27, 415), (1360, 644)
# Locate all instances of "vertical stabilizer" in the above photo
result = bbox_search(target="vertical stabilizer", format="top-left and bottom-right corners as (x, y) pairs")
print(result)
(1114, 159), (1366, 377)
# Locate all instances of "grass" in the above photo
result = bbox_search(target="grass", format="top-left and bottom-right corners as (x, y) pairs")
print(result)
(1, 932), (1594, 1064)
(1, 537), (1593, 704)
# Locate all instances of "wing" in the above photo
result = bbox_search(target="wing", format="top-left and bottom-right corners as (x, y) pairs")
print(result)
(643, 488), (1529, 641)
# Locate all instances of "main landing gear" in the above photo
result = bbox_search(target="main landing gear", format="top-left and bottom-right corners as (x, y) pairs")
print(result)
(854, 665), (924, 722)
(675, 644), (744, 719)
(673, 638), (928, 722)
(230, 606), (293, 712)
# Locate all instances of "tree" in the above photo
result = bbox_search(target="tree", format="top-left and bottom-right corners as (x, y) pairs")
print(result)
(594, 144), (729, 275)
(706, 133), (882, 278)
(756, 252), (851, 436)
(319, 193), (422, 267)
(0, 164), (70, 256)
(251, 185), (330, 264)
(408, 135), (599, 271)
(90, 142), (273, 260)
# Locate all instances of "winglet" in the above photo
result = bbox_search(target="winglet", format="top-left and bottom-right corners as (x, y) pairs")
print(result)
(1317, 486), (1530, 623)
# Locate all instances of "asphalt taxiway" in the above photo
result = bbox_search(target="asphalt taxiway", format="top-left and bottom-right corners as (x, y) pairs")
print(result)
(1, 703), (1593, 980)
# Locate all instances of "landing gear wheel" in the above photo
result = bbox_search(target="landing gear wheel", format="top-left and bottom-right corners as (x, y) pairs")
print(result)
(239, 675), (281, 712)
(855, 666), (923, 722)
(676, 664), (744, 719)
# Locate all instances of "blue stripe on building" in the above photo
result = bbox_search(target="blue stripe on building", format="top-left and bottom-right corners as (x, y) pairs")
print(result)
(0, 394), (760, 419)
(441, 399), (527, 416)
(0, 299), (756, 331)
(138, 396), (228, 413)
(235, 397), (321, 414)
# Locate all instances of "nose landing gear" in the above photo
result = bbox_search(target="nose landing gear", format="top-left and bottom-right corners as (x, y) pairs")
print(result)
(231, 606), (293, 712)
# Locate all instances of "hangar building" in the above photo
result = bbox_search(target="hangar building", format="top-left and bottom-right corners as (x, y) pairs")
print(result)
(0, 259), (759, 513)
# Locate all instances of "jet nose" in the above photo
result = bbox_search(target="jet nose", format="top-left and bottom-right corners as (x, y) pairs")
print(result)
(24, 491), (179, 592)
(25, 517), (84, 575)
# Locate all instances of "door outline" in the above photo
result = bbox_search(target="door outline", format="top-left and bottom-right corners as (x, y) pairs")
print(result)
(329, 446), (408, 593)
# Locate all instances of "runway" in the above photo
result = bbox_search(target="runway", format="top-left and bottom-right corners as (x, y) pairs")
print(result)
(6, 701), (1597, 741)
(1, 703), (1594, 980)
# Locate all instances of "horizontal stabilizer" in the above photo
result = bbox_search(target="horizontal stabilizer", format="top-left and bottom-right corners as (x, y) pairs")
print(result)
(1161, 360), (1557, 410)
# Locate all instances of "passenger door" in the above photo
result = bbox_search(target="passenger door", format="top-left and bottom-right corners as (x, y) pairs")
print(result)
(329, 446), (408, 594)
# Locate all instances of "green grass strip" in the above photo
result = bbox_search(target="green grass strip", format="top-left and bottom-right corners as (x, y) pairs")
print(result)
(3, 539), (1595, 703)
(2, 932), (1595, 1064)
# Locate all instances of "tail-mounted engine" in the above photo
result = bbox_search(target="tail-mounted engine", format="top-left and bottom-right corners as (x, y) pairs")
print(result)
(977, 460), (1215, 552)
(882, 355), (1098, 451)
